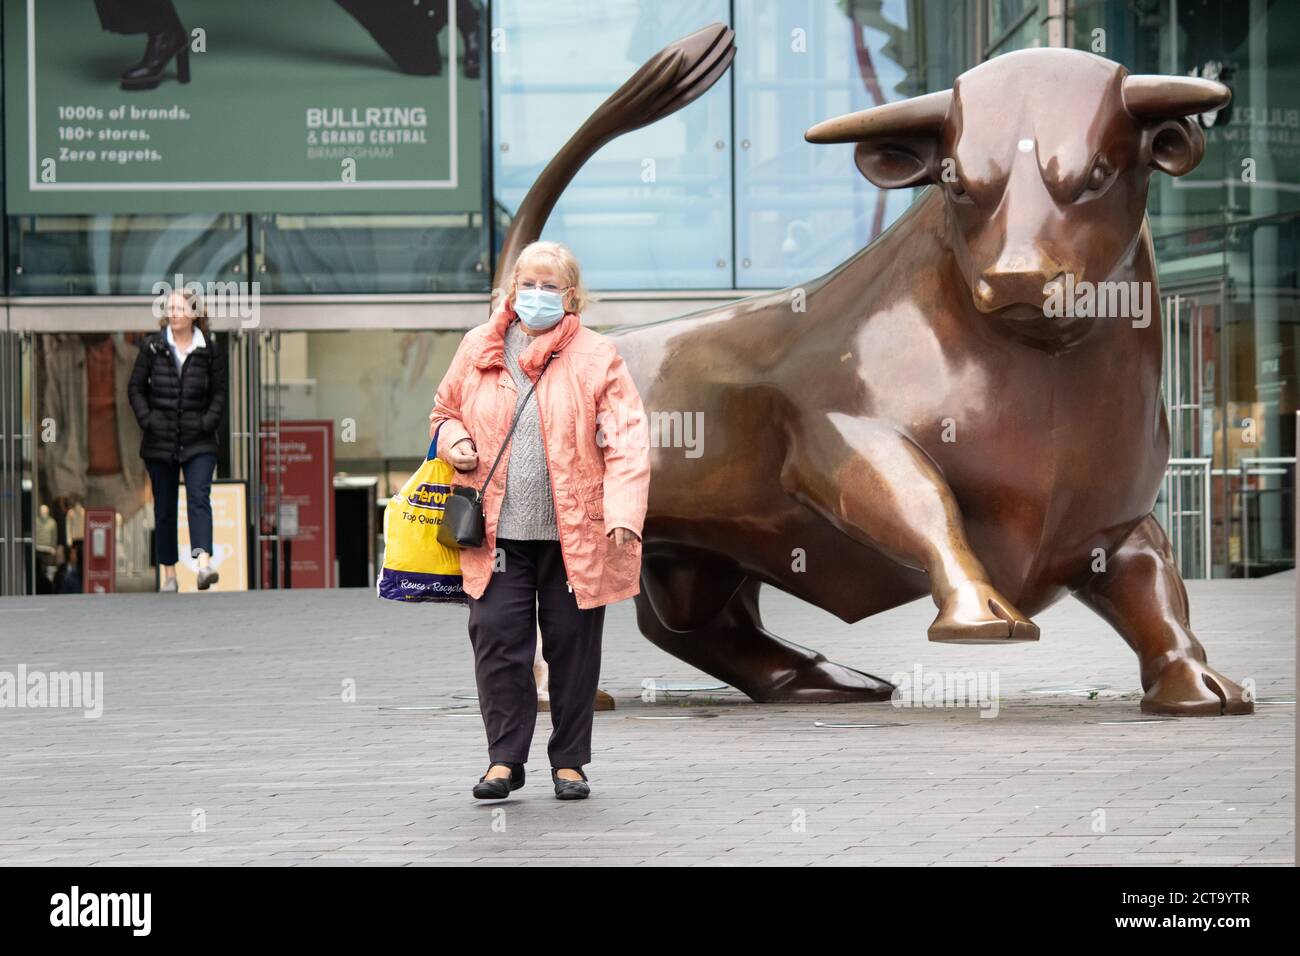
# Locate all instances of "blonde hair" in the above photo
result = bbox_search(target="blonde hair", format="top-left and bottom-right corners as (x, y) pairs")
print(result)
(509, 240), (591, 314)
(156, 286), (211, 339)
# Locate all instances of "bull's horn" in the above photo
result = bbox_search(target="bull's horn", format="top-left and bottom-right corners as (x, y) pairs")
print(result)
(804, 89), (951, 144)
(1123, 75), (1231, 120)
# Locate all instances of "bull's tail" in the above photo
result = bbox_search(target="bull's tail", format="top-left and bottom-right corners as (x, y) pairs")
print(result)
(492, 21), (736, 293)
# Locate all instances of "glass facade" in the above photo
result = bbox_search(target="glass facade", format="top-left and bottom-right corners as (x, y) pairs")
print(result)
(1058, 0), (1298, 576)
(254, 213), (487, 294)
(6, 213), (246, 295)
(1, 1), (1295, 593)
(734, 0), (941, 287)
(1, 0), (967, 298)
(493, 0), (733, 290)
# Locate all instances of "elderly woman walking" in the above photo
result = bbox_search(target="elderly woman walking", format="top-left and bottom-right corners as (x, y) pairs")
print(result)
(429, 240), (651, 801)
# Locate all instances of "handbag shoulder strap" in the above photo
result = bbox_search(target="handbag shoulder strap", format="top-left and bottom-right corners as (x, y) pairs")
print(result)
(475, 349), (557, 501)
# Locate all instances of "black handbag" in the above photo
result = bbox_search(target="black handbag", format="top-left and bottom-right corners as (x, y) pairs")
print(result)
(437, 350), (557, 549)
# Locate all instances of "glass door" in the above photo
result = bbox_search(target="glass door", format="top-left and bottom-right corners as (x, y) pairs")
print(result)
(9, 323), (269, 596)
(20, 330), (160, 595)
(0, 331), (34, 596)
(1157, 286), (1219, 578)
(227, 328), (284, 589)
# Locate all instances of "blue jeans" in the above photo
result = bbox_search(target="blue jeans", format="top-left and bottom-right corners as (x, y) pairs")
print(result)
(146, 453), (217, 566)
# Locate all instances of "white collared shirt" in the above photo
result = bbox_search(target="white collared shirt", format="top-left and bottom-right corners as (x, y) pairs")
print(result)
(165, 324), (205, 375)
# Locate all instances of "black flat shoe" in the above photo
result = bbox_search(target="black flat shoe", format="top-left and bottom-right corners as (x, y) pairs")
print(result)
(472, 761), (524, 800)
(551, 767), (590, 800)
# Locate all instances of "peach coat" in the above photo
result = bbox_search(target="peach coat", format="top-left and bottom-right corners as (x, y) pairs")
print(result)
(429, 300), (651, 609)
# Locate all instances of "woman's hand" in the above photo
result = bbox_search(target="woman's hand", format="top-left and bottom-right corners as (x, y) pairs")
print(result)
(446, 437), (479, 472)
(430, 409), (479, 471)
(608, 527), (639, 547)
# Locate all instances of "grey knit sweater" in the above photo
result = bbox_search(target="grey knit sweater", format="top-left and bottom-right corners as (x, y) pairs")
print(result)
(496, 319), (559, 540)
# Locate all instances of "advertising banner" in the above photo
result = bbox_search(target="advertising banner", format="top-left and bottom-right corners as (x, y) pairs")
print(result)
(83, 508), (116, 594)
(3, 0), (483, 213)
(260, 420), (334, 589)
(176, 479), (249, 592)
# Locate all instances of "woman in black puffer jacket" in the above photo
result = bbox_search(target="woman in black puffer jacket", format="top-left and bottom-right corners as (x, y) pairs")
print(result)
(127, 288), (227, 592)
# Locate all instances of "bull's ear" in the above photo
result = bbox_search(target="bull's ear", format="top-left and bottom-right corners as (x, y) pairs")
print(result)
(853, 138), (938, 189)
(805, 90), (950, 190)
(1146, 117), (1206, 177)
(1123, 74), (1228, 178)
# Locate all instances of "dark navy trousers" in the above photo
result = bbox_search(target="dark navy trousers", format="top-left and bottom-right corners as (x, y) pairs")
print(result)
(146, 452), (216, 566)
(466, 538), (605, 768)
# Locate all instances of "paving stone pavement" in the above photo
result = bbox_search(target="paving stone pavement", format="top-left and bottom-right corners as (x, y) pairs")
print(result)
(0, 573), (1293, 866)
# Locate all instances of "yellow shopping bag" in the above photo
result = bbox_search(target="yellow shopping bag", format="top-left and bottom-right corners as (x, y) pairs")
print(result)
(377, 426), (466, 604)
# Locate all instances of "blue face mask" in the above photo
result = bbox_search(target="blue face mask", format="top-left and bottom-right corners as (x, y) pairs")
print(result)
(515, 288), (567, 330)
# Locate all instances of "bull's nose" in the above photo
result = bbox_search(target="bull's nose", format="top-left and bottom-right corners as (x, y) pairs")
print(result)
(1041, 272), (1068, 296)
(975, 267), (1065, 315)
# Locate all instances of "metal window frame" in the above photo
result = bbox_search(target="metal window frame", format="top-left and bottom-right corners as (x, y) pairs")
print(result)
(1238, 456), (1298, 578)
(1163, 457), (1213, 580)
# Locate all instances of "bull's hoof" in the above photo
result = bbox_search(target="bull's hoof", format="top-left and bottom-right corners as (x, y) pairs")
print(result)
(1141, 656), (1254, 716)
(749, 657), (895, 703)
(927, 581), (1040, 644)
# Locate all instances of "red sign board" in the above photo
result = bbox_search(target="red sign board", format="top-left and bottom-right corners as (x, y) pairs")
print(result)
(83, 508), (116, 594)
(259, 421), (335, 589)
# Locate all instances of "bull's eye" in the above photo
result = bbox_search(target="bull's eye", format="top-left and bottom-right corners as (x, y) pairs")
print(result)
(1080, 159), (1113, 198)
(947, 178), (973, 204)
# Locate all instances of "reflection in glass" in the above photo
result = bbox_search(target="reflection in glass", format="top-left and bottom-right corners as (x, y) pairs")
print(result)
(8, 214), (245, 295)
(256, 213), (487, 293)
(736, 0), (949, 288)
(32, 332), (156, 592)
(492, 0), (732, 290)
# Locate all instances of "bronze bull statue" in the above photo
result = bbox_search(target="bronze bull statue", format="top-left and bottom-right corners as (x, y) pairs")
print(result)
(492, 23), (1251, 717)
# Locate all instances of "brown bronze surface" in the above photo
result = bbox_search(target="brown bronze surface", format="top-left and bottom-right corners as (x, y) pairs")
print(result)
(496, 27), (1247, 716)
